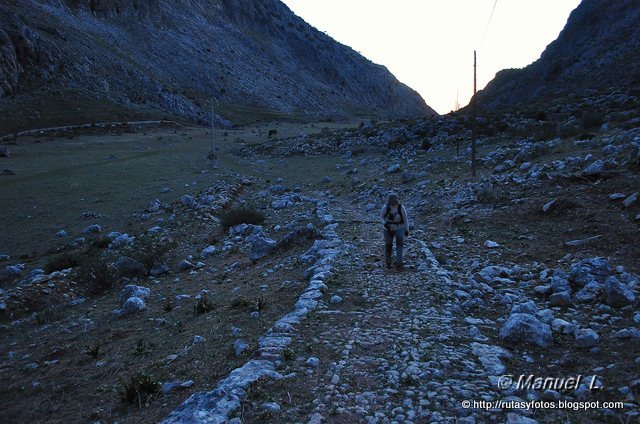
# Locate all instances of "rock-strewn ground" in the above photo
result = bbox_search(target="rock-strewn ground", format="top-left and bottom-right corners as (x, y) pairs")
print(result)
(0, 94), (639, 423)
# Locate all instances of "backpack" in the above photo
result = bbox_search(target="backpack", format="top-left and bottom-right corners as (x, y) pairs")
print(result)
(385, 203), (404, 225)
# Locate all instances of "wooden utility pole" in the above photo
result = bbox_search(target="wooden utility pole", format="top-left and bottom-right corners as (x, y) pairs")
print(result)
(210, 103), (216, 164)
(471, 50), (477, 178)
(209, 97), (219, 166)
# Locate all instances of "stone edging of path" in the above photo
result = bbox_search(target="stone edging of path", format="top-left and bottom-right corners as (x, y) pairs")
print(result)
(161, 199), (344, 423)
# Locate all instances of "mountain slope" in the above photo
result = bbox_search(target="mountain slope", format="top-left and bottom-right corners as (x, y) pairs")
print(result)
(0, 0), (435, 133)
(476, 0), (640, 111)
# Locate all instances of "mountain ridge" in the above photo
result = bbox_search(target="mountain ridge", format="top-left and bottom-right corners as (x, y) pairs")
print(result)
(475, 0), (640, 111)
(0, 0), (435, 133)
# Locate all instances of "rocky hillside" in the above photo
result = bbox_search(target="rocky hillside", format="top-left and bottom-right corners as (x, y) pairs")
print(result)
(476, 0), (640, 111)
(0, 0), (434, 133)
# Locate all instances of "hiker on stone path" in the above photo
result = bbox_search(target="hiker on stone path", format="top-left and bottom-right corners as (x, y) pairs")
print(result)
(381, 192), (410, 270)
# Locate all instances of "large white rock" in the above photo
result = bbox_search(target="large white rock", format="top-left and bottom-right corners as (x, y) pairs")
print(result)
(499, 313), (553, 348)
(161, 360), (282, 423)
(604, 276), (636, 307)
(113, 296), (146, 317)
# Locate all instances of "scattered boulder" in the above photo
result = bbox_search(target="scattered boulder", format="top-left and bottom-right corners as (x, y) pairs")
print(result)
(574, 281), (603, 303)
(511, 301), (538, 315)
(234, 339), (248, 356)
(551, 318), (578, 334)
(542, 199), (556, 213)
(575, 328), (599, 348)
(0, 264), (23, 280)
(623, 192), (638, 208)
(506, 413), (538, 424)
(401, 170), (416, 183)
(147, 199), (162, 212)
(113, 296), (146, 317)
(120, 285), (150, 305)
(604, 276), (636, 307)
(306, 357), (320, 368)
(181, 195), (195, 207)
(549, 291), (571, 306)
(261, 402), (281, 413)
(177, 260), (194, 272)
(150, 262), (169, 276)
(82, 224), (102, 234)
(161, 380), (194, 394)
(329, 295), (343, 304)
(270, 185), (288, 195)
(109, 234), (134, 249)
(201, 245), (217, 259)
(582, 159), (615, 176)
(499, 313), (553, 348)
(246, 234), (277, 262)
(484, 240), (500, 248)
(570, 258), (612, 287)
(385, 163), (401, 174)
(229, 224), (263, 238)
(549, 276), (571, 294)
(70, 237), (85, 247)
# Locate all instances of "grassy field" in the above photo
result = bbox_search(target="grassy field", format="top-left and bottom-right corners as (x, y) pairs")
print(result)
(0, 120), (358, 263)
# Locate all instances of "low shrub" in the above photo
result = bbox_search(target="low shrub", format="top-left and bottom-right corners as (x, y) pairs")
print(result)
(77, 256), (120, 295)
(45, 253), (80, 273)
(220, 206), (265, 231)
(120, 373), (161, 406)
(537, 121), (558, 140)
(91, 236), (112, 249)
(194, 294), (215, 315)
(580, 110), (604, 130)
(473, 183), (509, 204)
(230, 296), (252, 308)
(126, 234), (175, 272)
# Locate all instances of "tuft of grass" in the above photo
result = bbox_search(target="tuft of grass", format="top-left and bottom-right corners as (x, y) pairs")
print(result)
(162, 301), (173, 312)
(473, 184), (509, 205)
(45, 253), (80, 274)
(283, 348), (295, 361)
(254, 295), (267, 312)
(194, 294), (215, 315)
(120, 373), (161, 407)
(85, 342), (101, 359)
(132, 338), (152, 356)
(220, 206), (265, 231)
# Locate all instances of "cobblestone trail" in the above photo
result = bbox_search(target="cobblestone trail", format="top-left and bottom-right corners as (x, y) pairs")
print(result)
(297, 213), (500, 423)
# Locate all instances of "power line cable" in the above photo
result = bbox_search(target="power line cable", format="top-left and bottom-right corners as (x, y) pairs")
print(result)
(483, 0), (499, 41)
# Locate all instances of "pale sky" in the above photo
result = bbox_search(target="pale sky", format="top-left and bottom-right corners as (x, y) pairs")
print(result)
(281, 0), (582, 114)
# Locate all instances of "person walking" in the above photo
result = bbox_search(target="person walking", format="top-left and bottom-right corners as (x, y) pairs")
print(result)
(381, 192), (409, 270)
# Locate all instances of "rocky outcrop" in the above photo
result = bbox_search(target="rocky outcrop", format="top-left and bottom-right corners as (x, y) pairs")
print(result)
(475, 0), (640, 111)
(0, 0), (435, 132)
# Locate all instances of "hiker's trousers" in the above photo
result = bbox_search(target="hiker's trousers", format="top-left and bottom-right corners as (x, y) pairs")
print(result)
(384, 227), (405, 266)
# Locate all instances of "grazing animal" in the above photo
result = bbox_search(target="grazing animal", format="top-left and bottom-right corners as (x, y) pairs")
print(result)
(268, 129), (278, 139)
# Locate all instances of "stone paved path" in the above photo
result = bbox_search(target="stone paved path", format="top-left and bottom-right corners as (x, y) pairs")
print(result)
(294, 209), (501, 423)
